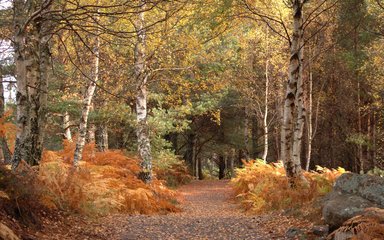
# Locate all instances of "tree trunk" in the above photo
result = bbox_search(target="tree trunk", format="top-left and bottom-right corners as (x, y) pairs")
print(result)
(192, 134), (197, 178)
(229, 148), (235, 178)
(28, 25), (49, 166)
(305, 58), (313, 171)
(63, 111), (72, 141)
(357, 80), (364, 173)
(218, 155), (226, 179)
(281, 0), (306, 184)
(135, 2), (152, 183)
(12, 0), (30, 169)
(87, 123), (96, 143)
(262, 58), (269, 162)
(251, 116), (259, 159)
(197, 157), (203, 180)
(243, 107), (250, 160)
(0, 76), (12, 163)
(12, 1), (51, 168)
(73, 10), (100, 167)
(96, 124), (108, 151)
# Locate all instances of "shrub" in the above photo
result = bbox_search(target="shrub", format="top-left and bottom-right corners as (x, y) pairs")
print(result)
(153, 150), (192, 187)
(2, 141), (180, 218)
(231, 160), (345, 214)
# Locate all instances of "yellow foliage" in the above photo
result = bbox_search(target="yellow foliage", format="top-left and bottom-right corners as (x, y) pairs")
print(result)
(231, 160), (345, 214)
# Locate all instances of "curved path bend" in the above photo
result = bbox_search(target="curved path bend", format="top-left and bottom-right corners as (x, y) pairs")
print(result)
(113, 180), (283, 240)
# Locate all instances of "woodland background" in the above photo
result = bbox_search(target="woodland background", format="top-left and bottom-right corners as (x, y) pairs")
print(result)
(0, 0), (384, 239)
(2, 0), (381, 176)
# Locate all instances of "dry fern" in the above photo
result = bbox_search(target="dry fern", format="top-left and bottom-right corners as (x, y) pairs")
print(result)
(231, 160), (345, 213)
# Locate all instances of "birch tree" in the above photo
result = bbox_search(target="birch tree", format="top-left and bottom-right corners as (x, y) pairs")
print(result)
(282, 0), (307, 182)
(134, 1), (152, 183)
(73, 5), (100, 167)
(11, 0), (52, 168)
(62, 111), (73, 142)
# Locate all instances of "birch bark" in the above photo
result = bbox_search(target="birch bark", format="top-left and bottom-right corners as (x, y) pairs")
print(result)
(63, 111), (72, 141)
(262, 59), (269, 162)
(73, 6), (100, 167)
(281, 0), (306, 183)
(305, 66), (313, 171)
(135, 2), (152, 183)
(12, 0), (30, 169)
(12, 0), (51, 168)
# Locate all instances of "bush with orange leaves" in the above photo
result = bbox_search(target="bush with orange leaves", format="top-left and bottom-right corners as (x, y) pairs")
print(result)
(22, 141), (180, 216)
(0, 110), (17, 152)
(231, 160), (346, 214)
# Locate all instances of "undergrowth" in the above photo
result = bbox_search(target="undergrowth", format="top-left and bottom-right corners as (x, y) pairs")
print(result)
(1, 140), (181, 219)
(154, 151), (192, 187)
(231, 160), (345, 214)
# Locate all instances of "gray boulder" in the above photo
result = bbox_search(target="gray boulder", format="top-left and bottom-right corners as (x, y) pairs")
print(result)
(322, 173), (384, 228)
(334, 173), (384, 206)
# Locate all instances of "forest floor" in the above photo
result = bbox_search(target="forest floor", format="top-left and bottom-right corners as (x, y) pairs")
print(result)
(13, 180), (315, 240)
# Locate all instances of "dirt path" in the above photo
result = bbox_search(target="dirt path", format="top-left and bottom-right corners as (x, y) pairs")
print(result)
(106, 180), (282, 240)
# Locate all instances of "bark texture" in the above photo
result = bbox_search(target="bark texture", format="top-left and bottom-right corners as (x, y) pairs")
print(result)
(262, 58), (269, 162)
(135, 2), (152, 183)
(73, 9), (100, 167)
(281, 0), (306, 183)
(12, 0), (51, 168)
(96, 124), (108, 151)
(63, 111), (72, 141)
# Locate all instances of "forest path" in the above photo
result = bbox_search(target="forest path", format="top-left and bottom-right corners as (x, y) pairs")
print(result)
(109, 180), (282, 240)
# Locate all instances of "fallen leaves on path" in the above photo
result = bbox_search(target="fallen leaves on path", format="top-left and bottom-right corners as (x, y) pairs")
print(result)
(10, 180), (317, 239)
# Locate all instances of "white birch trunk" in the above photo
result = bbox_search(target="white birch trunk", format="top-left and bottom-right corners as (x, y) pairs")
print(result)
(281, 0), (306, 183)
(63, 111), (72, 142)
(12, 1), (50, 168)
(305, 68), (313, 171)
(135, 2), (152, 183)
(262, 58), (269, 162)
(73, 8), (100, 167)
(12, 0), (30, 169)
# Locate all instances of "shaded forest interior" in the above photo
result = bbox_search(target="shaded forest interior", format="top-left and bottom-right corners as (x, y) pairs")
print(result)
(0, 0), (383, 193)
(1, 0), (384, 179)
(1, 1), (384, 239)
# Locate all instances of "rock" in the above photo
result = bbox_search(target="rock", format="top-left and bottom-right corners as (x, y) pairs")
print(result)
(334, 173), (384, 206)
(312, 225), (329, 236)
(322, 173), (384, 229)
(0, 222), (20, 240)
(322, 191), (377, 228)
(285, 227), (303, 238)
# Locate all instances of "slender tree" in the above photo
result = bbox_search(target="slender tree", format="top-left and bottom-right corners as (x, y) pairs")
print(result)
(134, 1), (152, 183)
(73, 2), (100, 167)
